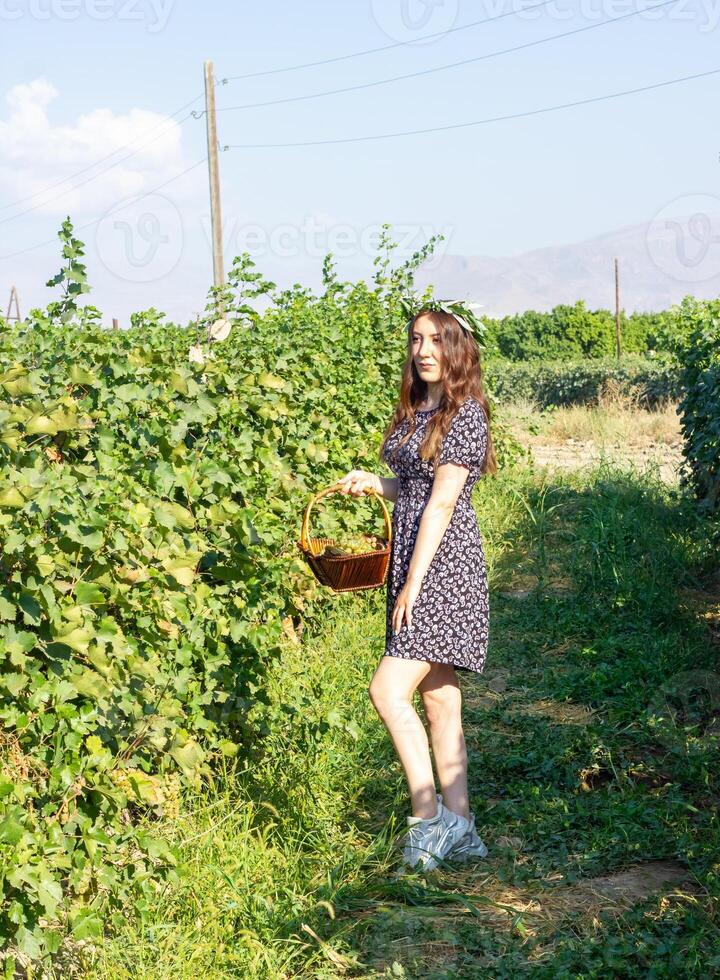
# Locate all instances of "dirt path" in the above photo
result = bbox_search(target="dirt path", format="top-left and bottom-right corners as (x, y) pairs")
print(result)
(530, 439), (684, 484)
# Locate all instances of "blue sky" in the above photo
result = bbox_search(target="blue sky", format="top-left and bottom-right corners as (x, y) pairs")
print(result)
(1, 0), (718, 323)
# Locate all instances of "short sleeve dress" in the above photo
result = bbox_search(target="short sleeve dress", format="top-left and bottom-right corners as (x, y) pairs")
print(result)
(379, 397), (490, 674)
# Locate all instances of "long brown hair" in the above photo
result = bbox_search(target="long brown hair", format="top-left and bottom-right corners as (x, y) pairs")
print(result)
(379, 308), (498, 476)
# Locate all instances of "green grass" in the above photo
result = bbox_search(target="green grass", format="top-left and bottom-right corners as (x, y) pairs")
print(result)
(76, 459), (720, 979)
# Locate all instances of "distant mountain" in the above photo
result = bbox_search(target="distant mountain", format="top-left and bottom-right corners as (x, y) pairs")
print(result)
(415, 211), (720, 317)
(10, 210), (719, 328)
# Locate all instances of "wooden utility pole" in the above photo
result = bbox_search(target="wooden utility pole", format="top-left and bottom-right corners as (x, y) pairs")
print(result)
(6, 285), (21, 322)
(204, 60), (225, 289)
(614, 257), (622, 360)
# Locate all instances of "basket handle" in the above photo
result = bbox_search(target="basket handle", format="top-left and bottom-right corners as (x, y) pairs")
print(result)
(299, 481), (392, 552)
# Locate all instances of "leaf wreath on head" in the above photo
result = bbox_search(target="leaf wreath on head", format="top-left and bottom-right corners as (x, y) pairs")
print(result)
(399, 293), (487, 348)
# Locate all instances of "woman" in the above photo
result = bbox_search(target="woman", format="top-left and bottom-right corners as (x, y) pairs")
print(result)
(337, 301), (497, 872)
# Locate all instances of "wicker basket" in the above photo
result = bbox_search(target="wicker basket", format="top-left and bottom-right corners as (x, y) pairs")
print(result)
(297, 482), (392, 592)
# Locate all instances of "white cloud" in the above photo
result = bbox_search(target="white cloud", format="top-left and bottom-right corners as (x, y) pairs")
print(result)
(0, 78), (191, 217)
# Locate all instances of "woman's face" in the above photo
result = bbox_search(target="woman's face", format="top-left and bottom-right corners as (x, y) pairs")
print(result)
(411, 313), (444, 384)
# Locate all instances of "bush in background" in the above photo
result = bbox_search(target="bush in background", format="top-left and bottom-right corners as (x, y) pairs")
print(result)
(669, 296), (720, 510)
(482, 301), (675, 361)
(485, 354), (682, 409)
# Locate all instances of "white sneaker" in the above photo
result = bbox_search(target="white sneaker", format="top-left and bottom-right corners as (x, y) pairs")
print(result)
(448, 809), (489, 863)
(401, 794), (471, 872)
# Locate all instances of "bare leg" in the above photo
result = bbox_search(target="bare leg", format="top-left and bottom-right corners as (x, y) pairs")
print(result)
(418, 664), (470, 821)
(368, 657), (437, 819)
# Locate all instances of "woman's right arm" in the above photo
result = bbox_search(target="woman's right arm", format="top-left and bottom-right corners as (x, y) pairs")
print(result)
(336, 471), (398, 502)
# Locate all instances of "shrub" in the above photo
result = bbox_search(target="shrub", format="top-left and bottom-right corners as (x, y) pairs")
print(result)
(670, 297), (720, 510)
(484, 355), (681, 409)
(481, 301), (676, 362)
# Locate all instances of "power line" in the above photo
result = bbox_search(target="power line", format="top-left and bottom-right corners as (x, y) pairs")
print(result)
(220, 0), (558, 82)
(5, 62), (715, 262)
(0, 157), (207, 262)
(0, 93), (204, 218)
(216, 0), (680, 114)
(225, 65), (720, 148)
(0, 109), (199, 227)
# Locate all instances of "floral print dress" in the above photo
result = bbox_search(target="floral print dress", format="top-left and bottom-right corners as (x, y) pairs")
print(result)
(380, 396), (490, 674)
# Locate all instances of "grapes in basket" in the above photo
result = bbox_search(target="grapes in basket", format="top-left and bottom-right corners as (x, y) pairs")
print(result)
(320, 533), (385, 558)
